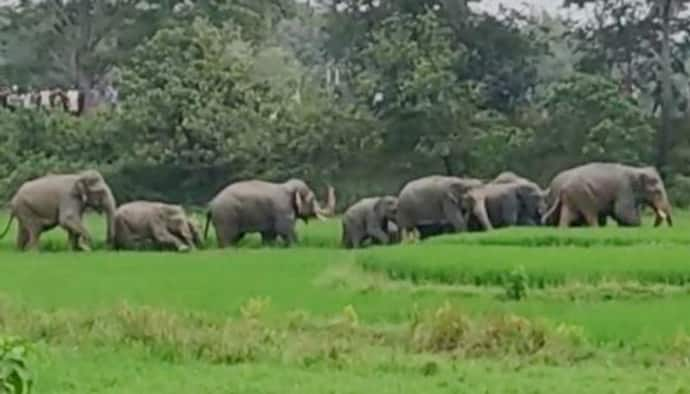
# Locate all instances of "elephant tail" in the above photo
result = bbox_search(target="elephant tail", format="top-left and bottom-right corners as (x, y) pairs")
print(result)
(203, 210), (212, 241)
(0, 211), (15, 240)
(541, 193), (562, 226)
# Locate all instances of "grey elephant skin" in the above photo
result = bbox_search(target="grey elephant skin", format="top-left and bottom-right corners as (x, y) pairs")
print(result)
(204, 179), (335, 247)
(113, 201), (201, 251)
(0, 170), (116, 250)
(342, 196), (399, 249)
(464, 174), (546, 231)
(397, 175), (483, 240)
(541, 162), (672, 227)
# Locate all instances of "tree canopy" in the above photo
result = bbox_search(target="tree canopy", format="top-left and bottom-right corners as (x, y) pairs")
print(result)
(1, 0), (689, 206)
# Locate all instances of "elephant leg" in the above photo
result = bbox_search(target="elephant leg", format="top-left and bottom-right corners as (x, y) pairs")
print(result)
(501, 195), (519, 228)
(613, 196), (641, 226)
(18, 218), (43, 251)
(276, 219), (298, 247)
(342, 227), (356, 249)
(442, 199), (466, 232)
(67, 230), (80, 250)
(24, 227), (42, 251)
(401, 227), (419, 243)
(558, 203), (577, 228)
(16, 225), (29, 250)
(151, 224), (189, 252)
(598, 214), (608, 227)
(582, 211), (599, 227)
(59, 216), (92, 251)
(212, 216), (236, 248)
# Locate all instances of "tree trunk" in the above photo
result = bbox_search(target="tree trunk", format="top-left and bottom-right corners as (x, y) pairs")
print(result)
(656, 0), (674, 179)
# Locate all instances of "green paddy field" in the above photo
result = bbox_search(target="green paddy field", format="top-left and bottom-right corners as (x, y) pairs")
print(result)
(2, 211), (690, 393)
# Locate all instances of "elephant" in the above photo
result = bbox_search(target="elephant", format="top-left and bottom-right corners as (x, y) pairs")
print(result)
(463, 180), (547, 231)
(341, 196), (399, 249)
(0, 170), (116, 251)
(541, 162), (672, 227)
(491, 171), (528, 184)
(113, 201), (202, 251)
(203, 179), (336, 248)
(397, 175), (483, 240)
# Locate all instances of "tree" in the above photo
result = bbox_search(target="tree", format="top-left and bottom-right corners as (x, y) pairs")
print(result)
(564, 0), (690, 175)
(534, 73), (655, 178)
(0, 0), (297, 88)
(349, 9), (533, 176)
(118, 18), (378, 178)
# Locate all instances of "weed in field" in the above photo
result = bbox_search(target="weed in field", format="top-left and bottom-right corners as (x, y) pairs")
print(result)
(240, 297), (272, 321)
(0, 296), (606, 368)
(409, 301), (471, 353)
(503, 266), (529, 301)
(408, 301), (591, 362)
(0, 336), (32, 394)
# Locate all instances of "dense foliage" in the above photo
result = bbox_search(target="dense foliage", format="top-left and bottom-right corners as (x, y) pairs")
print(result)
(1, 0), (689, 206)
(0, 336), (32, 394)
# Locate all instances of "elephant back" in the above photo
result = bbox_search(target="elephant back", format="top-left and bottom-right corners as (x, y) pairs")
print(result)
(397, 176), (479, 229)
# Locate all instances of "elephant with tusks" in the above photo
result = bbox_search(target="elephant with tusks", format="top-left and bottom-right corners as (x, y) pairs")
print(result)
(341, 195), (399, 249)
(397, 175), (483, 241)
(541, 162), (672, 227)
(463, 175), (546, 231)
(204, 179), (336, 248)
(0, 170), (117, 251)
(113, 201), (202, 251)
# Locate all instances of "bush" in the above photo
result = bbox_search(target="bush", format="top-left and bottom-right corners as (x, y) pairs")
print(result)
(668, 174), (690, 209)
(0, 336), (32, 394)
(408, 302), (587, 359)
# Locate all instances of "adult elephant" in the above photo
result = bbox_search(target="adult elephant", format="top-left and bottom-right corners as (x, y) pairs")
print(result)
(203, 179), (335, 248)
(464, 180), (546, 231)
(113, 201), (202, 251)
(0, 170), (116, 250)
(541, 162), (672, 227)
(397, 175), (483, 240)
(341, 195), (399, 249)
(491, 171), (529, 184)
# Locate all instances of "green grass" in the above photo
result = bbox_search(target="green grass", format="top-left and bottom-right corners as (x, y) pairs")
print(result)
(358, 243), (690, 287)
(0, 212), (343, 251)
(37, 345), (690, 394)
(3, 211), (690, 392)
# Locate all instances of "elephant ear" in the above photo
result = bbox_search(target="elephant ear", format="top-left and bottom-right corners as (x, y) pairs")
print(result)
(73, 178), (89, 204)
(637, 170), (661, 188)
(373, 197), (386, 218)
(515, 183), (540, 204)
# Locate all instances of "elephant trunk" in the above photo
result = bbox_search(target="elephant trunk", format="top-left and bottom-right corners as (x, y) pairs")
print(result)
(652, 201), (672, 227)
(315, 186), (336, 220)
(473, 198), (493, 231)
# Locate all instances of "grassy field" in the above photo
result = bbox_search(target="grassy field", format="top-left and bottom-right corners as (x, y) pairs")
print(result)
(2, 211), (690, 393)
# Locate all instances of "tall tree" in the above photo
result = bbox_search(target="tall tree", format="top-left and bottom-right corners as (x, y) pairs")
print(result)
(0, 0), (296, 88)
(565, 0), (690, 175)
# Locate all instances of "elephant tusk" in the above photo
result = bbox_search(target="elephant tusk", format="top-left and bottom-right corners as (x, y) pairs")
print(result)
(315, 211), (328, 221)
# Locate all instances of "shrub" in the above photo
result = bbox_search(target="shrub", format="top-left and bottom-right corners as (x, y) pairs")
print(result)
(668, 174), (690, 209)
(504, 266), (529, 301)
(0, 336), (32, 394)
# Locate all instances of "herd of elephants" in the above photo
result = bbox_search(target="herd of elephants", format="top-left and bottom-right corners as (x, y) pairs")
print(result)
(0, 161), (674, 252)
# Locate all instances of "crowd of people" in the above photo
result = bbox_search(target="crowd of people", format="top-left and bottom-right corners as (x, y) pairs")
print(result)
(0, 84), (118, 115)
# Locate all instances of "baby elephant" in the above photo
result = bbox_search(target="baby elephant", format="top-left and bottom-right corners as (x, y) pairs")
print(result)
(113, 201), (202, 252)
(342, 196), (399, 249)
